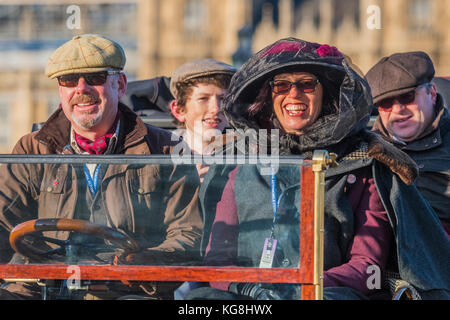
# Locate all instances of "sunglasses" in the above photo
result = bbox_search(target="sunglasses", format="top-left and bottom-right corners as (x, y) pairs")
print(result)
(270, 79), (319, 94)
(57, 70), (121, 87)
(377, 90), (417, 111)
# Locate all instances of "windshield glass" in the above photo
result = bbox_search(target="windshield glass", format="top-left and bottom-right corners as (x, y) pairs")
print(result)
(0, 155), (310, 269)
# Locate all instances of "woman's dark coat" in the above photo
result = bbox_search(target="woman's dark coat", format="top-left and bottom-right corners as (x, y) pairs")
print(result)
(202, 38), (449, 299)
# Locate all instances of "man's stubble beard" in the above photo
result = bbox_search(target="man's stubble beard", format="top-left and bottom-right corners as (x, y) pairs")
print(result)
(72, 108), (103, 130)
(69, 93), (104, 130)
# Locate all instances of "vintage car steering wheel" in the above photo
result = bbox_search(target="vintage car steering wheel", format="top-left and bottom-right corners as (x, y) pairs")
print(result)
(9, 218), (140, 263)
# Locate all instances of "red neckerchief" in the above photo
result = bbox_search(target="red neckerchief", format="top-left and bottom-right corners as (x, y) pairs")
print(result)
(75, 116), (119, 155)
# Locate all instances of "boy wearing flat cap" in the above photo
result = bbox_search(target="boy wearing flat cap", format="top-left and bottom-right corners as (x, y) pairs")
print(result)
(169, 59), (236, 156)
(168, 60), (236, 299)
(0, 34), (202, 299)
(366, 51), (450, 236)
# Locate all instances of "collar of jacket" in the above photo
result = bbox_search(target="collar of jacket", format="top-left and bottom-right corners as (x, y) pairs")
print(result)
(318, 130), (418, 185)
(372, 94), (448, 152)
(364, 130), (418, 185)
(35, 103), (149, 154)
(214, 129), (418, 185)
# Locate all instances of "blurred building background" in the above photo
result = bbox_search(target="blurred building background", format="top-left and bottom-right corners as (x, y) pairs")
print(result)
(0, 0), (449, 152)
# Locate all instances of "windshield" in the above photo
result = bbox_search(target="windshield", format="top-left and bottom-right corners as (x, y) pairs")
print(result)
(0, 155), (315, 278)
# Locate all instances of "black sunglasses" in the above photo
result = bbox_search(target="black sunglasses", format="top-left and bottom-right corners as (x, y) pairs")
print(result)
(57, 70), (121, 87)
(269, 79), (319, 94)
(377, 90), (417, 111)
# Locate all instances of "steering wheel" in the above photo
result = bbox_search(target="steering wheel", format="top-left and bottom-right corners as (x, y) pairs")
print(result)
(9, 218), (140, 263)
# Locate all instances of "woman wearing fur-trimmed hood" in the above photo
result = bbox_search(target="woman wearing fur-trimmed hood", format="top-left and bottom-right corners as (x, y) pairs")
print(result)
(193, 38), (450, 300)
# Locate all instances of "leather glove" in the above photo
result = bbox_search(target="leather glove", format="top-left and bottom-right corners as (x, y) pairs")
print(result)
(228, 282), (282, 300)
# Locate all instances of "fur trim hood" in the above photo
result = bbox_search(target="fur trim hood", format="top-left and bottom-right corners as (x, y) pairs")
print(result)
(224, 37), (373, 155)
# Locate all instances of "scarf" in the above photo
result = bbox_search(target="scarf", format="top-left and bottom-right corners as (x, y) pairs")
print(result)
(74, 116), (119, 154)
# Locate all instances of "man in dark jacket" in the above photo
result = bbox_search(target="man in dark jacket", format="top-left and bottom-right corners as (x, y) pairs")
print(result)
(366, 51), (450, 235)
(0, 34), (202, 299)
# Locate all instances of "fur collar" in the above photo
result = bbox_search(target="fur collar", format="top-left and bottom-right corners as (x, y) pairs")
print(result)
(364, 131), (418, 185)
(212, 130), (418, 185)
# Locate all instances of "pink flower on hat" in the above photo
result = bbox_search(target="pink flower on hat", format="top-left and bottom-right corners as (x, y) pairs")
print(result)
(262, 42), (304, 57)
(316, 45), (342, 58)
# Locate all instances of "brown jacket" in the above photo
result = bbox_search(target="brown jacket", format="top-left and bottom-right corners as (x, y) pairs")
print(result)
(0, 103), (202, 265)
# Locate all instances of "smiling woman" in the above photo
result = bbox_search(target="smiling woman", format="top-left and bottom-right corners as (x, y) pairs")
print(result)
(186, 37), (450, 300)
(271, 72), (323, 135)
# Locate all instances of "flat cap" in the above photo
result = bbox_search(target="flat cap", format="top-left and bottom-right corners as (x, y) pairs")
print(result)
(170, 59), (236, 98)
(365, 51), (435, 104)
(45, 34), (126, 79)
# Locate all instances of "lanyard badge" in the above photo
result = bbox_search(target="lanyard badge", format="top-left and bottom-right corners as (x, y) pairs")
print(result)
(83, 164), (101, 196)
(259, 236), (278, 268)
(259, 168), (278, 268)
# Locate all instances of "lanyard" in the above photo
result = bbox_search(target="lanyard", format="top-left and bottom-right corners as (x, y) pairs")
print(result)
(260, 167), (279, 268)
(83, 164), (101, 196)
(270, 167), (279, 238)
(270, 168), (278, 222)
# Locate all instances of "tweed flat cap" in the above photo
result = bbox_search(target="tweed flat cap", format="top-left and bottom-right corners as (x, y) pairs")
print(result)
(170, 59), (236, 98)
(365, 51), (435, 104)
(45, 34), (126, 79)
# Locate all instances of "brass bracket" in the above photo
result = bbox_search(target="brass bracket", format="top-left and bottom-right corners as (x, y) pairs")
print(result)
(311, 150), (337, 300)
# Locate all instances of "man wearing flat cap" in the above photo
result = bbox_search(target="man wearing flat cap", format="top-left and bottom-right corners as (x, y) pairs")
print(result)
(366, 51), (450, 236)
(0, 34), (202, 299)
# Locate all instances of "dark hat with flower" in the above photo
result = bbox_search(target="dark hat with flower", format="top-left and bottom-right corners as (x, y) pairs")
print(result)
(224, 37), (374, 154)
(229, 38), (349, 105)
